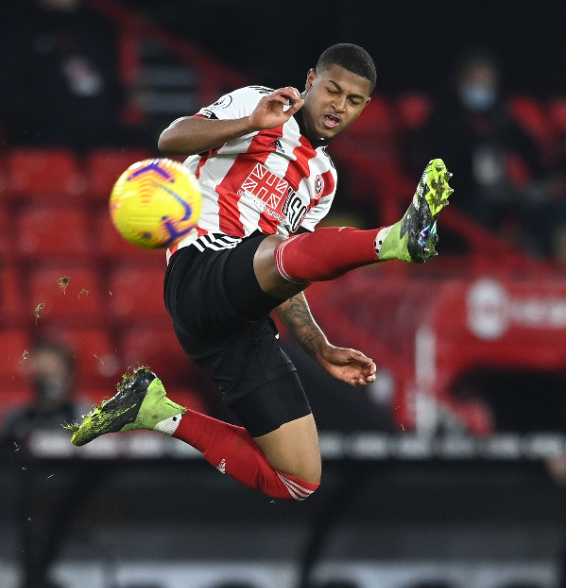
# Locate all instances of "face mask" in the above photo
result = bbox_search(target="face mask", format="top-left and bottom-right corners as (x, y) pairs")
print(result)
(460, 84), (497, 112)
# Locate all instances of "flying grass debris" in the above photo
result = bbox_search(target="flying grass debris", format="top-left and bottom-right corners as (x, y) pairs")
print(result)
(62, 421), (79, 433)
(93, 354), (104, 365)
(78, 289), (90, 298)
(34, 303), (45, 324)
(13, 442), (20, 452)
(20, 350), (29, 364)
(57, 276), (70, 294)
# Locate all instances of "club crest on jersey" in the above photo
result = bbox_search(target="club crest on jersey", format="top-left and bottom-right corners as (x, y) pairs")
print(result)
(315, 174), (324, 196)
(210, 94), (233, 109)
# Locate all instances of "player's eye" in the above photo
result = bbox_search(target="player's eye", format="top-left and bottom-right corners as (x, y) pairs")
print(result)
(327, 88), (338, 94)
(350, 99), (361, 106)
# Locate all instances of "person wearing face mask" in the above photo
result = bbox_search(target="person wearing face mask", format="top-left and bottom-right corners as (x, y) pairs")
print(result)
(402, 50), (549, 255)
(0, 341), (80, 443)
(0, 342), (84, 588)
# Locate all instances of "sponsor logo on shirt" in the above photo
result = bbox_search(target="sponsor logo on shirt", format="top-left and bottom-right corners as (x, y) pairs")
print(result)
(237, 163), (307, 230)
(239, 163), (288, 210)
(268, 138), (285, 153)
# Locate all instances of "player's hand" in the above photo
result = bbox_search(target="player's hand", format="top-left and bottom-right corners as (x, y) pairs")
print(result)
(248, 87), (304, 130)
(314, 345), (377, 387)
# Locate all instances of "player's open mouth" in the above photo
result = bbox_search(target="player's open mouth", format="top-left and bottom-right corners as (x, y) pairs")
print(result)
(323, 114), (341, 129)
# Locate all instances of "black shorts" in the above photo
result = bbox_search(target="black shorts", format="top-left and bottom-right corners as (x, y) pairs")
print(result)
(163, 233), (312, 436)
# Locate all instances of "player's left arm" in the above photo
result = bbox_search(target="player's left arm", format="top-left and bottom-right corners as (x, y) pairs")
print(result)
(275, 293), (376, 387)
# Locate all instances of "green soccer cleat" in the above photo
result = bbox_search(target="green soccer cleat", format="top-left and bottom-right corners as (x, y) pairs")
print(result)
(66, 367), (186, 447)
(378, 158), (453, 263)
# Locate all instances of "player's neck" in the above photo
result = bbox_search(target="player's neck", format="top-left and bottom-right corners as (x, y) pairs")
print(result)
(296, 110), (332, 149)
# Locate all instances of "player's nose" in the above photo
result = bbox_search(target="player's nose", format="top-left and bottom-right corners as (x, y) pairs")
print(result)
(332, 96), (347, 113)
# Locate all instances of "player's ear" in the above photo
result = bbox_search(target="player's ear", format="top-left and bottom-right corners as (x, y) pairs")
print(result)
(305, 68), (316, 91)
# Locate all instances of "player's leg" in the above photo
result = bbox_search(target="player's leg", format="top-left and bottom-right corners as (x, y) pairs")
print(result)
(254, 158), (453, 298)
(69, 368), (321, 500)
(252, 414), (321, 482)
(69, 238), (322, 501)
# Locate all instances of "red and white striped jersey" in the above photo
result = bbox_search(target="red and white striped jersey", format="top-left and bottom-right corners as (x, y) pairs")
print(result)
(168, 85), (338, 257)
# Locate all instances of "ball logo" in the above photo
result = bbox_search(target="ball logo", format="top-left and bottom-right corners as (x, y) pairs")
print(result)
(467, 279), (509, 340)
(210, 94), (233, 110)
(110, 158), (202, 249)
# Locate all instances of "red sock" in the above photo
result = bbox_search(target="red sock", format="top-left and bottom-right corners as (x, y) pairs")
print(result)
(274, 227), (382, 283)
(171, 409), (319, 501)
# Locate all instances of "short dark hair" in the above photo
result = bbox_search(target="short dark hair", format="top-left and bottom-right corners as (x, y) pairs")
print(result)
(316, 43), (376, 92)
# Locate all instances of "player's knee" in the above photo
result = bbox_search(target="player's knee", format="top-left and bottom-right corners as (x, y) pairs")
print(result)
(277, 468), (321, 502)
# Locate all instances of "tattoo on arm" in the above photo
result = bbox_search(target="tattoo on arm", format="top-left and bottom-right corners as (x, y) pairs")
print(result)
(276, 293), (326, 355)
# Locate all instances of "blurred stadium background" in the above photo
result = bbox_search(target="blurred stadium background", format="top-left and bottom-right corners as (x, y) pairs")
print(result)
(2, 1), (566, 587)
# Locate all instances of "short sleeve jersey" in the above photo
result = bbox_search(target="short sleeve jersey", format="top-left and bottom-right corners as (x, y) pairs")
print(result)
(169, 86), (338, 254)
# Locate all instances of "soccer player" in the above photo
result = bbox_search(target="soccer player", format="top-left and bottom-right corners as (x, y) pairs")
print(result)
(69, 44), (452, 502)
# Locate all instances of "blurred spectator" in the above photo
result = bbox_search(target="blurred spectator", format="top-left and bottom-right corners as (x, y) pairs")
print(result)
(0, 341), (81, 443)
(0, 0), (152, 151)
(403, 50), (552, 255)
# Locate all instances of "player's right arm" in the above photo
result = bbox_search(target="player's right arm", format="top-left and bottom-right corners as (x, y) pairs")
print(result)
(158, 87), (304, 155)
(275, 293), (376, 387)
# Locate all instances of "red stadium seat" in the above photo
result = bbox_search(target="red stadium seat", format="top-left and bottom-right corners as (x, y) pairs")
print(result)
(0, 266), (27, 322)
(38, 327), (120, 389)
(29, 266), (104, 323)
(7, 149), (85, 199)
(548, 98), (566, 135)
(397, 93), (433, 130)
(166, 386), (208, 414)
(0, 205), (12, 256)
(85, 149), (152, 202)
(348, 95), (397, 141)
(0, 329), (31, 385)
(94, 208), (164, 265)
(108, 266), (168, 321)
(0, 384), (34, 430)
(17, 206), (90, 258)
(120, 326), (189, 376)
(507, 96), (552, 153)
(0, 159), (8, 199)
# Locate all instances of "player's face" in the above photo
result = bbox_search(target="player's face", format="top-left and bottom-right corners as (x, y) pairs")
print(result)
(301, 64), (372, 140)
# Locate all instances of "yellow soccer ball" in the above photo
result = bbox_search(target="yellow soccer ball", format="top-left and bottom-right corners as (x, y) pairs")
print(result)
(109, 158), (202, 249)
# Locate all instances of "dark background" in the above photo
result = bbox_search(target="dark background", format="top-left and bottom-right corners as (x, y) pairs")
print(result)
(122, 0), (566, 96)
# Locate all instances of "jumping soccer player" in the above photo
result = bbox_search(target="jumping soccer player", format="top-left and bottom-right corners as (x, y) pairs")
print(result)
(69, 44), (452, 502)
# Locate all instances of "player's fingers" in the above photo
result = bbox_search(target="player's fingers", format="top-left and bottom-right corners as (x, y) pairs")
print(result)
(274, 86), (301, 99)
(264, 93), (293, 107)
(361, 361), (377, 374)
(273, 87), (301, 106)
(348, 349), (374, 365)
(286, 98), (305, 116)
